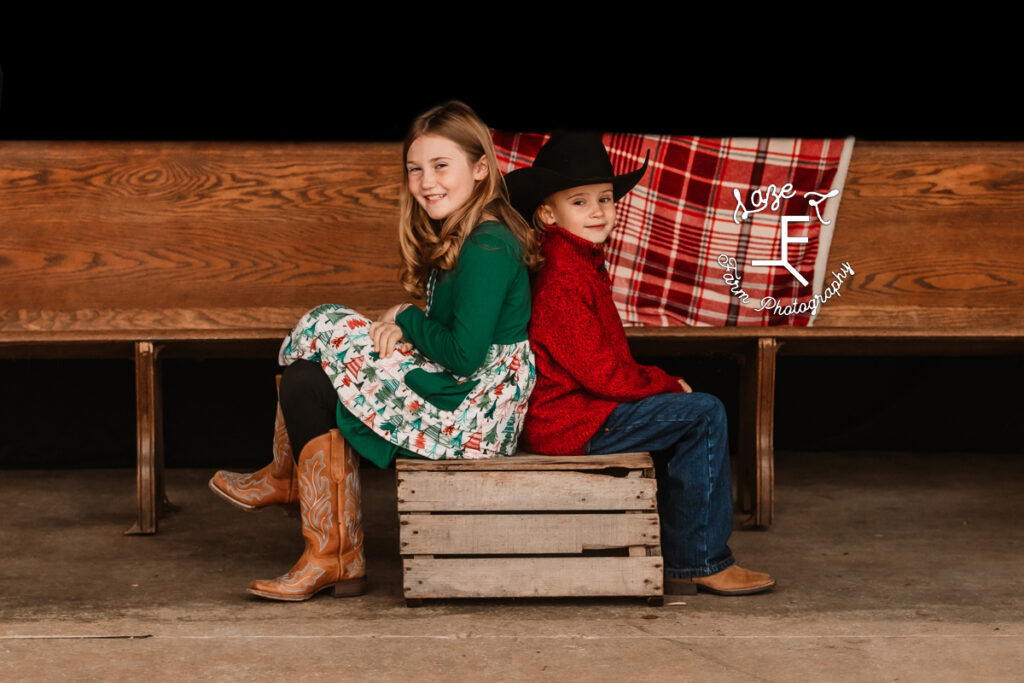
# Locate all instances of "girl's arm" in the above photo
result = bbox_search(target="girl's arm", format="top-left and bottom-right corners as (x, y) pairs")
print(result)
(395, 231), (517, 377)
(532, 278), (683, 401)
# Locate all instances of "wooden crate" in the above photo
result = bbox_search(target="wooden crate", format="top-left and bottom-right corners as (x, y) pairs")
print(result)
(396, 453), (664, 605)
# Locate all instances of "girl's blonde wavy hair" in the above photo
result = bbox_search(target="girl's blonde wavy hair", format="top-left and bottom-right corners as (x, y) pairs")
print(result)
(399, 101), (541, 298)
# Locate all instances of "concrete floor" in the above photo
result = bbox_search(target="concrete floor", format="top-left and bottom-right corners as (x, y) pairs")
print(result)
(1, 451), (1022, 681)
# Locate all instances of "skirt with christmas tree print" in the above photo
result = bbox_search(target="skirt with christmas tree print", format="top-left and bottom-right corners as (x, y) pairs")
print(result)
(279, 303), (536, 461)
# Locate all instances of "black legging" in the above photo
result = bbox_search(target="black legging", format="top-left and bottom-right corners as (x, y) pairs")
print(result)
(278, 359), (340, 460)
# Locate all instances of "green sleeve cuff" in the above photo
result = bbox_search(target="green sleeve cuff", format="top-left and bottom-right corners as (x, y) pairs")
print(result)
(395, 304), (423, 340)
(395, 305), (429, 360)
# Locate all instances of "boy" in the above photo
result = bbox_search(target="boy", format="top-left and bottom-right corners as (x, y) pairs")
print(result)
(505, 132), (774, 595)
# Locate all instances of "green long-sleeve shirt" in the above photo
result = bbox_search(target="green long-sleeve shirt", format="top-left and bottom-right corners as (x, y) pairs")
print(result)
(335, 221), (531, 467)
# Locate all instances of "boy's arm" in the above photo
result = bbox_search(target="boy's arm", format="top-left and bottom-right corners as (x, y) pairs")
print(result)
(532, 278), (683, 401)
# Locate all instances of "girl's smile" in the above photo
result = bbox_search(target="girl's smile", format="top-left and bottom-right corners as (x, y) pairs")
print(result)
(406, 134), (488, 221)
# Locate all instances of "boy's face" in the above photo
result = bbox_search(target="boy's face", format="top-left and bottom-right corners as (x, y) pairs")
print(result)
(538, 183), (616, 245)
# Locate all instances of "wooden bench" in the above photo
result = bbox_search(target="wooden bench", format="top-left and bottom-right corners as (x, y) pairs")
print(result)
(0, 141), (409, 533)
(396, 453), (664, 605)
(2, 140), (1021, 533)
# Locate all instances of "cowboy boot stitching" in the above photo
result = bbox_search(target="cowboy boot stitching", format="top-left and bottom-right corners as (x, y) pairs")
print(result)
(343, 469), (366, 575)
(274, 560), (327, 594)
(299, 450), (332, 554)
(217, 473), (274, 502)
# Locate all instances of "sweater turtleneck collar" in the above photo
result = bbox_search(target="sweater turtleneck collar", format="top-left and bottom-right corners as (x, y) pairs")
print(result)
(541, 224), (608, 273)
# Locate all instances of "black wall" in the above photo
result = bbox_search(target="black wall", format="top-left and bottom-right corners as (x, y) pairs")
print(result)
(1, 44), (1017, 142)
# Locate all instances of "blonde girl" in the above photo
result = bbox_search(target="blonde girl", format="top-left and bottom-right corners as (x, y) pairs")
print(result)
(210, 101), (541, 601)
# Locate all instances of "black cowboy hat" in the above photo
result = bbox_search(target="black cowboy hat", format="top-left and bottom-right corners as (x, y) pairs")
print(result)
(503, 131), (650, 221)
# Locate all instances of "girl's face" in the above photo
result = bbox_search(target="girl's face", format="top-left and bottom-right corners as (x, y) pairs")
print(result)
(406, 134), (488, 221)
(538, 183), (616, 244)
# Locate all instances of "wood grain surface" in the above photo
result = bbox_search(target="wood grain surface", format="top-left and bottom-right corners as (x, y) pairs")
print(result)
(397, 471), (658, 512)
(399, 513), (661, 555)
(395, 452), (653, 471)
(818, 141), (1024, 329)
(0, 141), (407, 331)
(4, 140), (1023, 336)
(737, 337), (776, 526)
(402, 556), (663, 598)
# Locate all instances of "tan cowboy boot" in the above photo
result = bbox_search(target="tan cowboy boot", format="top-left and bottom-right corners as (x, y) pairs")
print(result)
(247, 429), (367, 601)
(666, 565), (776, 596)
(208, 375), (299, 511)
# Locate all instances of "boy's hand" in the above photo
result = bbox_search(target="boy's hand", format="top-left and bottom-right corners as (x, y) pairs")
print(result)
(678, 378), (693, 393)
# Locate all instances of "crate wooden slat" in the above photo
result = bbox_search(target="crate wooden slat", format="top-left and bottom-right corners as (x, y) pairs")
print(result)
(397, 471), (657, 512)
(395, 452), (653, 471)
(403, 557), (664, 599)
(396, 453), (664, 603)
(400, 513), (661, 555)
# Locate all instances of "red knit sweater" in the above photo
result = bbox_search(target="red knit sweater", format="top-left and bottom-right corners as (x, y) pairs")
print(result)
(522, 225), (684, 454)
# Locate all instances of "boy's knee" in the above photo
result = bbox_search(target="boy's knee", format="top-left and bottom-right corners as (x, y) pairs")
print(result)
(688, 392), (727, 425)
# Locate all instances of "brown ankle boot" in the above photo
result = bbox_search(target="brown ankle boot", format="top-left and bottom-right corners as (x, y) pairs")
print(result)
(247, 429), (366, 601)
(209, 375), (299, 511)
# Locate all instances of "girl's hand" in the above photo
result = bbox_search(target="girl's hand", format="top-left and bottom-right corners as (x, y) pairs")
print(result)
(678, 378), (693, 393)
(369, 321), (410, 357)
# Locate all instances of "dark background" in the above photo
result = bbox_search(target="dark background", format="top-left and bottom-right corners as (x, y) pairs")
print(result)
(1, 47), (1021, 469)
(0, 42), (1017, 142)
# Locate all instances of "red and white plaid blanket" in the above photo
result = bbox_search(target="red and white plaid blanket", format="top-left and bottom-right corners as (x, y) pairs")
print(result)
(493, 131), (855, 327)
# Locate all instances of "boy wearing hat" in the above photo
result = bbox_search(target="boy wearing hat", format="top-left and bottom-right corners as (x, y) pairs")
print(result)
(505, 132), (774, 595)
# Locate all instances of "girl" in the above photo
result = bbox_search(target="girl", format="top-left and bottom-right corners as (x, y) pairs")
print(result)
(210, 101), (540, 601)
(504, 132), (774, 596)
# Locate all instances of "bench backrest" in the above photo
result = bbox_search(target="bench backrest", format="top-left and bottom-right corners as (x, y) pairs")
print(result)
(816, 142), (1024, 330)
(3, 140), (1021, 340)
(0, 141), (407, 341)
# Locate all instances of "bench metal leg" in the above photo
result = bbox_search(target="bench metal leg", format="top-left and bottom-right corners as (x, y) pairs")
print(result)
(125, 341), (177, 535)
(738, 337), (777, 528)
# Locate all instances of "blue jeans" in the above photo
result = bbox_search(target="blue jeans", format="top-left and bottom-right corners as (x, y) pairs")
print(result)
(586, 392), (735, 578)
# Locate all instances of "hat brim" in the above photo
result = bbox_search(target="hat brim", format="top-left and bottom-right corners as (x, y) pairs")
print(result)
(505, 152), (649, 221)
